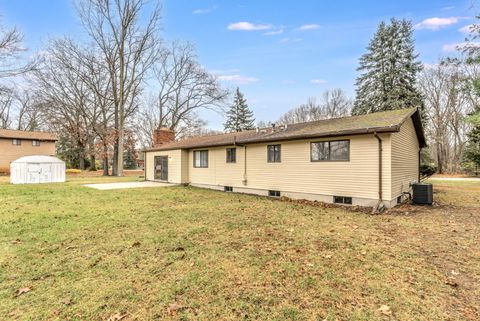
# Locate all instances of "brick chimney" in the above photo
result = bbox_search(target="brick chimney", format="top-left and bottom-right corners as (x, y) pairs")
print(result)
(153, 127), (175, 147)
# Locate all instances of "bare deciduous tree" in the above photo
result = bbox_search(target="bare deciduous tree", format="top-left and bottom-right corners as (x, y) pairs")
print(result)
(418, 62), (473, 173)
(135, 41), (227, 148)
(278, 88), (352, 125)
(152, 42), (227, 130)
(0, 19), (36, 78)
(0, 87), (13, 128)
(76, 0), (161, 176)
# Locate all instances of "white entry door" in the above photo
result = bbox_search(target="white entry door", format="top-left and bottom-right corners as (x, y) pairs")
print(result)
(39, 163), (52, 183)
(27, 163), (41, 184)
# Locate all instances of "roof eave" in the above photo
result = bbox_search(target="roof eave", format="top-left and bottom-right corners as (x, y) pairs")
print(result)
(144, 126), (401, 152)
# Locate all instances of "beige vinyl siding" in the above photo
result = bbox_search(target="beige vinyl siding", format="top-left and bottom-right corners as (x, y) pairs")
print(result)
(0, 138), (56, 173)
(391, 118), (419, 198)
(189, 146), (245, 186)
(145, 149), (188, 183)
(186, 134), (392, 201)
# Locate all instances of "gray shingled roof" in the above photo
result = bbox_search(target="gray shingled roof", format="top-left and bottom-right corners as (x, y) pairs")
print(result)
(145, 108), (426, 151)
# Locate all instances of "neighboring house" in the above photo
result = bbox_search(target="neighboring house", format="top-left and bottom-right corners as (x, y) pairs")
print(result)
(0, 129), (58, 174)
(143, 108), (426, 209)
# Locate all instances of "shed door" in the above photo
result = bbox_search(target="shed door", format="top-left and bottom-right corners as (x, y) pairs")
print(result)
(27, 163), (41, 184)
(40, 163), (52, 183)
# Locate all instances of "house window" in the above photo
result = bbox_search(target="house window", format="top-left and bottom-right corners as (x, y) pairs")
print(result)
(32, 140), (41, 147)
(267, 145), (281, 163)
(193, 150), (208, 168)
(333, 196), (353, 205)
(311, 140), (349, 161)
(226, 148), (236, 163)
(224, 186), (233, 192)
(268, 190), (281, 197)
(12, 139), (21, 145)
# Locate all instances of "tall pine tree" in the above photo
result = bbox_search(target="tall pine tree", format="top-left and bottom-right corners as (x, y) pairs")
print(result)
(352, 18), (423, 115)
(224, 87), (255, 132)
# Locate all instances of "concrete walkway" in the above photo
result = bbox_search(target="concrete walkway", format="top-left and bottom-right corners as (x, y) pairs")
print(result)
(83, 181), (175, 190)
(429, 177), (480, 182)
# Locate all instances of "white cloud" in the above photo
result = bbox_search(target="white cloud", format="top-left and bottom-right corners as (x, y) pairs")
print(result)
(218, 74), (259, 84)
(279, 37), (302, 44)
(263, 29), (284, 36)
(310, 79), (327, 85)
(227, 22), (272, 31)
(459, 24), (474, 33)
(299, 24), (320, 31)
(442, 6), (455, 11)
(442, 42), (480, 52)
(193, 6), (217, 14)
(415, 17), (461, 30)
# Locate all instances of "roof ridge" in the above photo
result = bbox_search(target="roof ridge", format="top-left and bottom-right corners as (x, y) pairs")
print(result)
(0, 128), (56, 134)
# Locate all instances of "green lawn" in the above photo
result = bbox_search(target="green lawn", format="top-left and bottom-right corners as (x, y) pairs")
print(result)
(0, 175), (479, 320)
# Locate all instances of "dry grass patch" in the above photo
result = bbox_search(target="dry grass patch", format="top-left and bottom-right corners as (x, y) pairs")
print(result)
(0, 177), (478, 320)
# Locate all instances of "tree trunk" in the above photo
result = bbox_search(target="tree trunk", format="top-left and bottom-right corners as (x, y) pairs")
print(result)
(102, 143), (109, 176)
(79, 157), (85, 171)
(116, 120), (124, 176)
(89, 154), (96, 171)
(436, 142), (443, 174)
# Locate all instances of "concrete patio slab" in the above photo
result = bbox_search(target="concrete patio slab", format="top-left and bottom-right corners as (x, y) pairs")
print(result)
(83, 181), (175, 190)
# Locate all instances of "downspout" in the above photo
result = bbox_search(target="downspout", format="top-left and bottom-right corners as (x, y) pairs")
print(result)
(233, 136), (247, 185)
(243, 145), (247, 185)
(373, 132), (383, 213)
(144, 150), (147, 181)
(418, 148), (421, 182)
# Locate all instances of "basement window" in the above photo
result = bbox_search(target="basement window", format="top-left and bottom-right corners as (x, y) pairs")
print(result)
(333, 196), (352, 205)
(224, 186), (233, 192)
(268, 190), (281, 197)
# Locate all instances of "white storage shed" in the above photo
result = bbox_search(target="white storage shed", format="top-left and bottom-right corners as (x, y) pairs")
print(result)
(10, 155), (66, 184)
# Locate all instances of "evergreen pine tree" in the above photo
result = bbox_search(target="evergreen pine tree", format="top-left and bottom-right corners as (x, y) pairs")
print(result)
(352, 18), (423, 115)
(224, 87), (255, 132)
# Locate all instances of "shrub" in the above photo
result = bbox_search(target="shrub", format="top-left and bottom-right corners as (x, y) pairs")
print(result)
(420, 164), (437, 179)
(66, 169), (82, 174)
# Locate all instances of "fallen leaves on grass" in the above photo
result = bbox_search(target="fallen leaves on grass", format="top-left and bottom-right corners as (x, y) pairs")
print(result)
(16, 287), (31, 296)
(11, 239), (21, 244)
(131, 241), (141, 247)
(166, 302), (184, 315)
(377, 304), (392, 315)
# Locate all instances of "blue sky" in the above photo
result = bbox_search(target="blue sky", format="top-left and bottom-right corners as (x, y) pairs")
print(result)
(0, 0), (476, 129)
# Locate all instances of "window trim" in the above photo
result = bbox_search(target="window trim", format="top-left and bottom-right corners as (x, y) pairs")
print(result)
(193, 150), (209, 168)
(310, 139), (350, 162)
(32, 140), (41, 147)
(226, 147), (236, 163)
(12, 138), (21, 146)
(267, 144), (281, 163)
